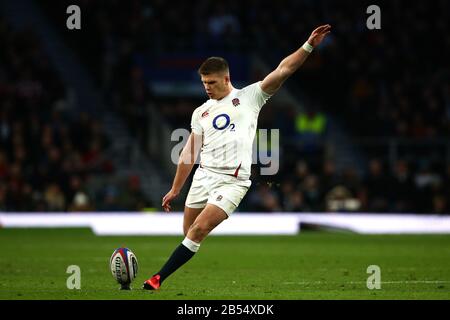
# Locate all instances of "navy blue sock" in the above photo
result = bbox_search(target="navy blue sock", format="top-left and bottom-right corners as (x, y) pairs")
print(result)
(157, 243), (196, 283)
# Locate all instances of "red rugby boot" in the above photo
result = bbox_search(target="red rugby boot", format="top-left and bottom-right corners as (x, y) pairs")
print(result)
(142, 274), (161, 290)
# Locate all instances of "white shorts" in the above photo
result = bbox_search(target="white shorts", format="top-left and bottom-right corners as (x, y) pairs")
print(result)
(185, 167), (251, 216)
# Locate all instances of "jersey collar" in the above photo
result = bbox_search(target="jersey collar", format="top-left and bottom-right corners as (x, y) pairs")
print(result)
(215, 87), (238, 102)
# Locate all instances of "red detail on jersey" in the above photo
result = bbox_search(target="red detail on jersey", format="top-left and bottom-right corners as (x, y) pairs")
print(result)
(233, 163), (242, 178)
(232, 98), (240, 107)
(201, 111), (209, 118)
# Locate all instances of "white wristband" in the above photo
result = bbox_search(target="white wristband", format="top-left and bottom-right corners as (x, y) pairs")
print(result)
(302, 41), (314, 53)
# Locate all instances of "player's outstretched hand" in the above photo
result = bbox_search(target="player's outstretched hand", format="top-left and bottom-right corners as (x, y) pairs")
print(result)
(307, 24), (331, 48)
(162, 189), (179, 212)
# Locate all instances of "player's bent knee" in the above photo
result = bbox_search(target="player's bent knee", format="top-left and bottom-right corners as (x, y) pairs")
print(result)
(183, 224), (195, 237)
(187, 223), (210, 243)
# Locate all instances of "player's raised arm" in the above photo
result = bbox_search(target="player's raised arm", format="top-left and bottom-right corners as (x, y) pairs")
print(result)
(162, 133), (202, 212)
(260, 24), (331, 95)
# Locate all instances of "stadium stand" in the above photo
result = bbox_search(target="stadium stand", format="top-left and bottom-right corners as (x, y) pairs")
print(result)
(0, 16), (151, 211)
(2, 0), (449, 213)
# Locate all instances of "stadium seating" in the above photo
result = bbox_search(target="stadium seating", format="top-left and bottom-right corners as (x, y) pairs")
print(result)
(0, 17), (150, 211)
(9, 0), (450, 213)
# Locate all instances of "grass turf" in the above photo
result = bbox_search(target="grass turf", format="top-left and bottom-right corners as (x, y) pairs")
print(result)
(0, 228), (449, 300)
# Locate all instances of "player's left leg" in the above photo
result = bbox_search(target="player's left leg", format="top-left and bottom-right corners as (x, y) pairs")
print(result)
(143, 204), (227, 290)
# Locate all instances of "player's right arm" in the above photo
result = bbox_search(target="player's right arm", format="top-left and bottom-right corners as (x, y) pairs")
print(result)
(162, 133), (202, 212)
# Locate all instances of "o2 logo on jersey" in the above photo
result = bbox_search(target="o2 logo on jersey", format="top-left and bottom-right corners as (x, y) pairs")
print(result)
(213, 114), (235, 131)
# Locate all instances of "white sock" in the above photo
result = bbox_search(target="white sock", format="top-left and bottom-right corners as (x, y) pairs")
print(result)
(182, 237), (201, 253)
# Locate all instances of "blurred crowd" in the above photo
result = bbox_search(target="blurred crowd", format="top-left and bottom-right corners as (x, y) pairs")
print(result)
(5, 0), (449, 213)
(242, 158), (450, 214)
(0, 17), (149, 211)
(39, 0), (450, 136)
(321, 2), (450, 139)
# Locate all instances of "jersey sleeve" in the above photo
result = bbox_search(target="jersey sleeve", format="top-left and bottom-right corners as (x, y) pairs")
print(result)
(190, 108), (203, 135)
(244, 81), (273, 113)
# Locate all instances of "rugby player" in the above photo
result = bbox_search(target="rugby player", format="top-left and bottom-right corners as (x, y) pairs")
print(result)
(143, 24), (331, 290)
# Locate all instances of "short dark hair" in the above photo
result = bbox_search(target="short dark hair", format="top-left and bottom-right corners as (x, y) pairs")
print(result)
(198, 57), (229, 75)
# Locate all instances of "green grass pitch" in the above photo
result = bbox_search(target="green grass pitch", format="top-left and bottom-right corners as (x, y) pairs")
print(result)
(1, 228), (449, 300)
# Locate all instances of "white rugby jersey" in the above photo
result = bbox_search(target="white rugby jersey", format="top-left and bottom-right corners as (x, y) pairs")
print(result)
(191, 81), (272, 180)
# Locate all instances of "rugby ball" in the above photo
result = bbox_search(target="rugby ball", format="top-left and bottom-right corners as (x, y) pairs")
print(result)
(110, 247), (138, 289)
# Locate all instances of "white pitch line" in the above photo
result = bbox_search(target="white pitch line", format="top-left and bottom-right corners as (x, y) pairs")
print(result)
(283, 280), (450, 285)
